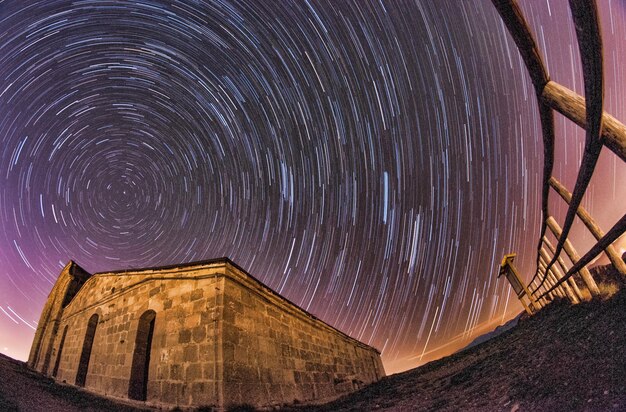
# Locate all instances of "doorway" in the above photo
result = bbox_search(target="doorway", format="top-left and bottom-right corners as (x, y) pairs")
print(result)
(51, 325), (68, 377)
(75, 314), (98, 386)
(128, 310), (156, 401)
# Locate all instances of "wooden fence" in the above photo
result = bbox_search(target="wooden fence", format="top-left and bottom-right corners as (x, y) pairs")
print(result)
(493, 0), (626, 309)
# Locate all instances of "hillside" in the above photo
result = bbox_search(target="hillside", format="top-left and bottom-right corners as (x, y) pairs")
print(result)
(0, 353), (148, 412)
(456, 313), (521, 354)
(285, 271), (626, 411)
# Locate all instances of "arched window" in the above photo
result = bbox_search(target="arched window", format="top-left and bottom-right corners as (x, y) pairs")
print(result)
(128, 310), (156, 401)
(51, 325), (68, 377)
(75, 314), (98, 386)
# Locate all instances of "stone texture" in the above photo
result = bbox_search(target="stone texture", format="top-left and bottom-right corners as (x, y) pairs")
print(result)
(29, 258), (384, 409)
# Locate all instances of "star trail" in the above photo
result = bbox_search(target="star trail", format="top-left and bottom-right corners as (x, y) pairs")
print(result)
(1, 0), (625, 374)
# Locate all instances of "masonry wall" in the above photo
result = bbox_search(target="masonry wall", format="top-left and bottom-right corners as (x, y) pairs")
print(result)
(220, 265), (385, 408)
(50, 265), (225, 407)
(28, 261), (90, 374)
(32, 259), (385, 409)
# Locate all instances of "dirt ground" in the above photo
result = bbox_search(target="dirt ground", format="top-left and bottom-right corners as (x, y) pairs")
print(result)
(0, 353), (149, 412)
(2, 269), (625, 412)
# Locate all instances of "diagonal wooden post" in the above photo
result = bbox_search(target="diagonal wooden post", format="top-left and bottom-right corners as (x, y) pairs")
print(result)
(539, 247), (579, 303)
(530, 278), (547, 308)
(530, 263), (553, 306)
(543, 237), (585, 301)
(538, 259), (563, 299)
(545, 216), (600, 296)
(549, 176), (626, 276)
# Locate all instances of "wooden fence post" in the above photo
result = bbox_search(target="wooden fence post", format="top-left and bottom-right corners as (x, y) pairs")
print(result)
(546, 216), (600, 296)
(539, 247), (579, 303)
(549, 176), (626, 277)
(543, 237), (586, 301)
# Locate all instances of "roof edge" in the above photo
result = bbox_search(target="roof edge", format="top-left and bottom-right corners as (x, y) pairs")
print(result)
(91, 256), (235, 276)
(71, 256), (381, 354)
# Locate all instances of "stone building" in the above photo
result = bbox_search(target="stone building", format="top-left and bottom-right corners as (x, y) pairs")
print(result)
(28, 258), (385, 409)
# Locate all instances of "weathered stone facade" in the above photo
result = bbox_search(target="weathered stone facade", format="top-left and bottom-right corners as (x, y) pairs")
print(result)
(29, 258), (385, 409)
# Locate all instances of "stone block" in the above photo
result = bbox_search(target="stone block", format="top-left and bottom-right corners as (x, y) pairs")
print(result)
(185, 363), (202, 380)
(281, 343), (291, 358)
(179, 329), (191, 344)
(202, 362), (216, 380)
(260, 367), (273, 383)
(223, 326), (240, 345)
(170, 364), (182, 380)
(190, 288), (204, 301)
(234, 343), (247, 362)
(192, 299), (204, 312)
(192, 325), (206, 342)
(222, 308), (235, 324)
(185, 313), (201, 328)
(227, 299), (243, 314)
(239, 380), (266, 405)
(267, 307), (281, 320)
(147, 381), (160, 401)
(300, 384), (315, 401)
(161, 382), (180, 404)
(191, 381), (216, 406)
(242, 290), (254, 307)
(223, 383), (243, 406)
(184, 345), (199, 362)
(198, 342), (213, 360)
(157, 365), (168, 380)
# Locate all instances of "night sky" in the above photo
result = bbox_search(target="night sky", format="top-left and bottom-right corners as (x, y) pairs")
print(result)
(1, 0), (625, 374)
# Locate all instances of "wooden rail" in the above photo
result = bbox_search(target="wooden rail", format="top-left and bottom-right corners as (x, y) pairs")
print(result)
(492, 0), (626, 307)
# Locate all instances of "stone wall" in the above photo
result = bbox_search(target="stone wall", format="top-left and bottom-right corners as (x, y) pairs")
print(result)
(221, 265), (384, 408)
(52, 265), (224, 407)
(31, 258), (384, 409)
(28, 261), (91, 374)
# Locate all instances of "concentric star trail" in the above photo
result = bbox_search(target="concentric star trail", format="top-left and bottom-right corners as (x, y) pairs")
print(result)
(1, 0), (624, 373)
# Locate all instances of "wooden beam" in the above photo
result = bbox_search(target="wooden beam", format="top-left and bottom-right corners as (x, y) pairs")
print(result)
(538, 256), (560, 299)
(490, 0), (549, 92)
(569, 0), (604, 146)
(563, 213), (626, 284)
(549, 176), (626, 276)
(541, 81), (626, 163)
(540, 247), (579, 303)
(541, 214), (626, 299)
(529, 103), (556, 289)
(545, 216), (600, 296)
(543, 237), (585, 301)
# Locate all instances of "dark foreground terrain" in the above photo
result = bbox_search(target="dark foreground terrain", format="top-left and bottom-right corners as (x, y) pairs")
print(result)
(286, 280), (626, 411)
(0, 353), (149, 412)
(1, 274), (625, 412)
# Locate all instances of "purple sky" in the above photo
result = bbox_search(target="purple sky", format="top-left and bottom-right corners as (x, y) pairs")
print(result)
(0, 0), (624, 374)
